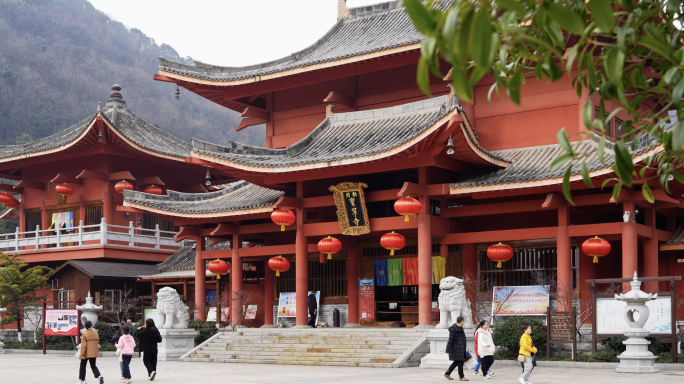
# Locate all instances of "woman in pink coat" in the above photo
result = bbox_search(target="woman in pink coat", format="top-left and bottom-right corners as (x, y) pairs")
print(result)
(115, 325), (136, 384)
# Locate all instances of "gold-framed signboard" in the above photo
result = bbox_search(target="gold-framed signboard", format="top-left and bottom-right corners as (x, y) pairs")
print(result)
(329, 182), (371, 236)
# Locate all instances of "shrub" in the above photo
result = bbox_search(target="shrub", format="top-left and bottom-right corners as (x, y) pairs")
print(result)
(602, 337), (627, 353)
(94, 321), (117, 345)
(1, 339), (41, 350)
(188, 319), (217, 345)
(492, 316), (547, 358)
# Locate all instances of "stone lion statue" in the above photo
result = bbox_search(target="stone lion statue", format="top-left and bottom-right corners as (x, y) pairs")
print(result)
(156, 287), (190, 329)
(436, 276), (473, 329)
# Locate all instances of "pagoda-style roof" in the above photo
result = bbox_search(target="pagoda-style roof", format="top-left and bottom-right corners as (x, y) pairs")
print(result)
(123, 180), (285, 218)
(156, 241), (231, 272)
(191, 95), (499, 173)
(0, 85), (192, 164)
(158, 1), (450, 84)
(49, 260), (158, 279)
(450, 133), (662, 195)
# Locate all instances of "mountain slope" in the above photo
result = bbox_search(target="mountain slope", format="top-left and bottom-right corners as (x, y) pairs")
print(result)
(0, 0), (263, 146)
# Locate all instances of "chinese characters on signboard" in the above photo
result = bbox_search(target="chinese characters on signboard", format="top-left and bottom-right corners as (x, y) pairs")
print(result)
(548, 312), (575, 342)
(329, 182), (371, 236)
(596, 296), (671, 334)
(44, 309), (78, 336)
(359, 279), (375, 320)
(492, 286), (550, 317)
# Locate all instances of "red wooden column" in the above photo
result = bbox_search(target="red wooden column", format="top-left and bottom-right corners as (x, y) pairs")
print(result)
(462, 243), (477, 280)
(295, 181), (309, 327)
(231, 230), (242, 324)
(346, 240), (360, 326)
(18, 197), (24, 239)
(417, 168), (432, 326)
(643, 208), (659, 292)
(557, 205), (572, 310)
(195, 234), (206, 321)
(103, 192), (113, 224)
(263, 266), (275, 326)
(622, 200), (638, 284)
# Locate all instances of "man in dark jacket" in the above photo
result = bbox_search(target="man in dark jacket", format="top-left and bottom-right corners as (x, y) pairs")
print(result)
(445, 316), (468, 381)
(307, 291), (318, 328)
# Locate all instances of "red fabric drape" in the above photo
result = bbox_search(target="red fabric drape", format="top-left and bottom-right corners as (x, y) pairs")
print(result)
(402, 258), (418, 285)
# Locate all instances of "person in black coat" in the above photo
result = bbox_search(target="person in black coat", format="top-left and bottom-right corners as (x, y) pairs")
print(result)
(444, 316), (468, 381)
(135, 319), (163, 381)
(307, 291), (318, 328)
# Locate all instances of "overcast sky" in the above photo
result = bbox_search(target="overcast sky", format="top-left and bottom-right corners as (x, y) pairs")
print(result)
(88, 0), (384, 66)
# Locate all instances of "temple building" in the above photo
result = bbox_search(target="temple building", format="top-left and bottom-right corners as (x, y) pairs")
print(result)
(119, 0), (684, 328)
(0, 84), (234, 313)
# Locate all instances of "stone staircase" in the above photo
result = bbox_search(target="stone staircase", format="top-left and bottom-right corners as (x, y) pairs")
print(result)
(181, 328), (427, 367)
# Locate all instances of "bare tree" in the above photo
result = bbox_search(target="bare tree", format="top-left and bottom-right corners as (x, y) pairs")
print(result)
(101, 285), (140, 325)
(463, 272), (519, 324)
(227, 289), (256, 332)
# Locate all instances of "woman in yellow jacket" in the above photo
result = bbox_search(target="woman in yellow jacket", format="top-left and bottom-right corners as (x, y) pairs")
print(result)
(518, 325), (536, 384)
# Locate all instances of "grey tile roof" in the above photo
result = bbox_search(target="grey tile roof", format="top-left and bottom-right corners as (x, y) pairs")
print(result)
(450, 132), (661, 191)
(192, 95), (458, 168)
(123, 180), (285, 215)
(666, 221), (684, 245)
(68, 260), (158, 278)
(156, 240), (258, 273)
(158, 1), (452, 82)
(0, 86), (191, 161)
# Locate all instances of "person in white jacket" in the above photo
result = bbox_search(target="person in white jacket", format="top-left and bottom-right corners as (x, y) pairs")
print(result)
(476, 321), (496, 379)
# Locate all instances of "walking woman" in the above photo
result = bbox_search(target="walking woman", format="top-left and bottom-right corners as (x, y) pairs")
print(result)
(78, 321), (104, 384)
(135, 319), (163, 381)
(472, 320), (484, 376)
(476, 321), (495, 379)
(518, 325), (537, 384)
(444, 316), (468, 381)
(115, 325), (136, 384)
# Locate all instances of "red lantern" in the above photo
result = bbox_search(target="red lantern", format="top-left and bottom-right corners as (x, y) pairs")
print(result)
(144, 185), (163, 195)
(380, 231), (406, 256)
(115, 180), (134, 194)
(0, 192), (13, 207)
(487, 243), (514, 268)
(318, 236), (342, 260)
(55, 183), (74, 198)
(271, 208), (295, 231)
(582, 236), (611, 263)
(268, 255), (291, 277)
(394, 196), (421, 222)
(4, 197), (19, 208)
(208, 259), (230, 279)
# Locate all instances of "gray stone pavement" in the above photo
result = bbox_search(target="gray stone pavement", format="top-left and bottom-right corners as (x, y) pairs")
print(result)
(0, 354), (681, 384)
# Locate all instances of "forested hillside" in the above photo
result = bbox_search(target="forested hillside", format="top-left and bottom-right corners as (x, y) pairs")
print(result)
(0, 0), (263, 146)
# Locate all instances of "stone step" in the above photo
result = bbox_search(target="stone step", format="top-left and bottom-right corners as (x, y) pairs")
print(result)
(216, 334), (421, 340)
(191, 353), (397, 364)
(201, 350), (402, 359)
(204, 344), (411, 351)
(200, 346), (408, 353)
(213, 337), (418, 344)
(184, 357), (395, 368)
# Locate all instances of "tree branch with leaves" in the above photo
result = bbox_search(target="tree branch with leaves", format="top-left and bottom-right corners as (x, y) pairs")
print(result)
(0, 253), (51, 333)
(405, 0), (684, 203)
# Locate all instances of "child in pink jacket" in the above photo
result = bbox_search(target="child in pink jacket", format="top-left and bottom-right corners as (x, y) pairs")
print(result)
(115, 325), (136, 383)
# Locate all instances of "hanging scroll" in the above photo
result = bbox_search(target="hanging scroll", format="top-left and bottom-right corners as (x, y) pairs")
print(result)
(329, 182), (371, 236)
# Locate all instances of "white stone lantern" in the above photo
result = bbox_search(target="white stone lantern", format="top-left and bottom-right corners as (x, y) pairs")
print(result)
(76, 292), (103, 331)
(615, 272), (659, 373)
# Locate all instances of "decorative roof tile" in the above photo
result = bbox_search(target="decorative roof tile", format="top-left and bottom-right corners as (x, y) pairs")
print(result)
(158, 1), (452, 82)
(67, 260), (158, 278)
(192, 95), (458, 169)
(450, 132), (662, 192)
(123, 180), (285, 215)
(155, 240), (259, 273)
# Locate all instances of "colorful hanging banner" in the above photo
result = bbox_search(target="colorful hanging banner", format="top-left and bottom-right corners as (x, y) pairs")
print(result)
(402, 258), (418, 285)
(387, 258), (403, 286)
(329, 182), (371, 236)
(359, 279), (375, 320)
(374, 259), (388, 286)
(44, 309), (78, 336)
(432, 256), (446, 283)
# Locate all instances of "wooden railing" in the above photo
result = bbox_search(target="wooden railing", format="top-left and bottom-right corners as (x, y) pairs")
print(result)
(0, 218), (181, 252)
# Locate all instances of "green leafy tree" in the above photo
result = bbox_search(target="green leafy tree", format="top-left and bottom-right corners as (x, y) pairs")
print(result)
(405, 0), (684, 203)
(0, 253), (51, 332)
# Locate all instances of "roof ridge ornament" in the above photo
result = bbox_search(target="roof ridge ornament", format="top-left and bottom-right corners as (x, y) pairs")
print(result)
(337, 0), (349, 19)
(326, 104), (336, 119)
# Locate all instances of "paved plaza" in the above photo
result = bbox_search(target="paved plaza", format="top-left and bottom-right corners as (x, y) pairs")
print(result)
(0, 354), (681, 384)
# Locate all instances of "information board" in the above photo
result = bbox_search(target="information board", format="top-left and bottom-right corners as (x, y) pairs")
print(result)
(277, 291), (320, 322)
(596, 296), (671, 334)
(44, 309), (78, 336)
(548, 312), (575, 343)
(492, 285), (550, 316)
(359, 279), (374, 320)
(245, 305), (258, 320)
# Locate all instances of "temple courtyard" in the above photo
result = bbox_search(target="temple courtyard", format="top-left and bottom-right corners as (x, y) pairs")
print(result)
(0, 354), (681, 383)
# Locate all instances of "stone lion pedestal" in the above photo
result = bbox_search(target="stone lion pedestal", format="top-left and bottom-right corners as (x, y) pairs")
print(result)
(155, 287), (197, 361)
(158, 329), (199, 361)
(420, 329), (475, 369)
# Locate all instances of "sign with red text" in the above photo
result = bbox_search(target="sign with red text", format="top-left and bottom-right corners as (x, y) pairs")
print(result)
(44, 309), (78, 336)
(359, 279), (375, 320)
